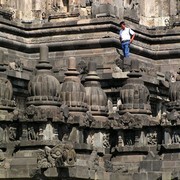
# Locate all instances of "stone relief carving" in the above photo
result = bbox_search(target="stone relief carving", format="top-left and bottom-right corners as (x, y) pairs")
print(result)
(147, 131), (157, 145)
(25, 105), (64, 122)
(77, 60), (88, 75)
(125, 136), (133, 146)
(161, 111), (169, 125)
(8, 60), (23, 72)
(87, 149), (99, 171)
(8, 127), (17, 141)
(21, 123), (60, 141)
(140, 64), (157, 77)
(0, 125), (18, 142)
(165, 72), (176, 83)
(86, 132), (94, 146)
(27, 127), (37, 140)
(62, 133), (69, 142)
(0, 41), (179, 179)
(112, 112), (142, 129)
(117, 135), (124, 147)
(37, 143), (76, 169)
(124, 0), (138, 10)
(172, 131), (180, 144)
(38, 128), (44, 141)
(167, 109), (180, 125)
(107, 97), (113, 115)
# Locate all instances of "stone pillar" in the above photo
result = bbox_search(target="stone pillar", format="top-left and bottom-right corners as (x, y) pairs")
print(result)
(93, 132), (105, 148)
(164, 128), (171, 145)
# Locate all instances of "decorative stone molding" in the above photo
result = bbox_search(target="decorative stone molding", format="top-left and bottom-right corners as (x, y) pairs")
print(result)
(26, 46), (63, 122)
(60, 57), (87, 124)
(120, 60), (151, 115)
(84, 61), (108, 122)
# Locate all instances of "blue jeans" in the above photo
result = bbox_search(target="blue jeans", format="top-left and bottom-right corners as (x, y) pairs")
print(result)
(121, 41), (130, 57)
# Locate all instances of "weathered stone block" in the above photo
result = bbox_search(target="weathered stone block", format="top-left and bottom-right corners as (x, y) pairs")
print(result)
(162, 172), (172, 180)
(140, 161), (152, 171)
(162, 161), (176, 168)
(152, 161), (162, 171)
(133, 173), (148, 180)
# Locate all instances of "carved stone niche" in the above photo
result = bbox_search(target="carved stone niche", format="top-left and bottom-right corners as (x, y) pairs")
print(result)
(145, 129), (158, 146)
(21, 121), (59, 141)
(124, 130), (135, 146)
(167, 69), (180, 111)
(26, 46), (63, 122)
(171, 129), (180, 144)
(163, 127), (172, 145)
(0, 124), (18, 143)
(163, 127), (180, 146)
(59, 125), (84, 144)
(113, 129), (147, 151)
(21, 124), (38, 141)
(58, 124), (71, 142)
(116, 131), (124, 148)
(86, 130), (110, 149)
(165, 69), (180, 125)
(48, 0), (81, 21)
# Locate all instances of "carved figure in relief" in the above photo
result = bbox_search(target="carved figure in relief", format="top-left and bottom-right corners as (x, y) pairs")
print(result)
(161, 112), (169, 125)
(62, 133), (69, 142)
(28, 127), (37, 140)
(9, 127), (16, 141)
(126, 138), (133, 145)
(38, 128), (44, 140)
(147, 132), (157, 145)
(172, 132), (180, 144)
(117, 135), (124, 147)
(107, 98), (113, 114)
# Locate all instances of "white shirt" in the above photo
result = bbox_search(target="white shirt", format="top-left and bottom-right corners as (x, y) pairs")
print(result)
(119, 27), (135, 41)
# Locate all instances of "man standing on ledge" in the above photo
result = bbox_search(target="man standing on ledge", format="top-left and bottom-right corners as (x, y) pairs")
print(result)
(119, 21), (135, 58)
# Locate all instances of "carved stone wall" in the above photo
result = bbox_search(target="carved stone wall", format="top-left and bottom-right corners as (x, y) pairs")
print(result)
(0, 0), (178, 26)
(0, 0), (179, 180)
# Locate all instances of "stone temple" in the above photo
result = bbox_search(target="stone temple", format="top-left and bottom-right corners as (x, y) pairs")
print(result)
(0, 0), (179, 180)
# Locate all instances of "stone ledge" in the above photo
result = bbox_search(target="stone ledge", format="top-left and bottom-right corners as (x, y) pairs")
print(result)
(111, 145), (156, 153)
(161, 144), (180, 150)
